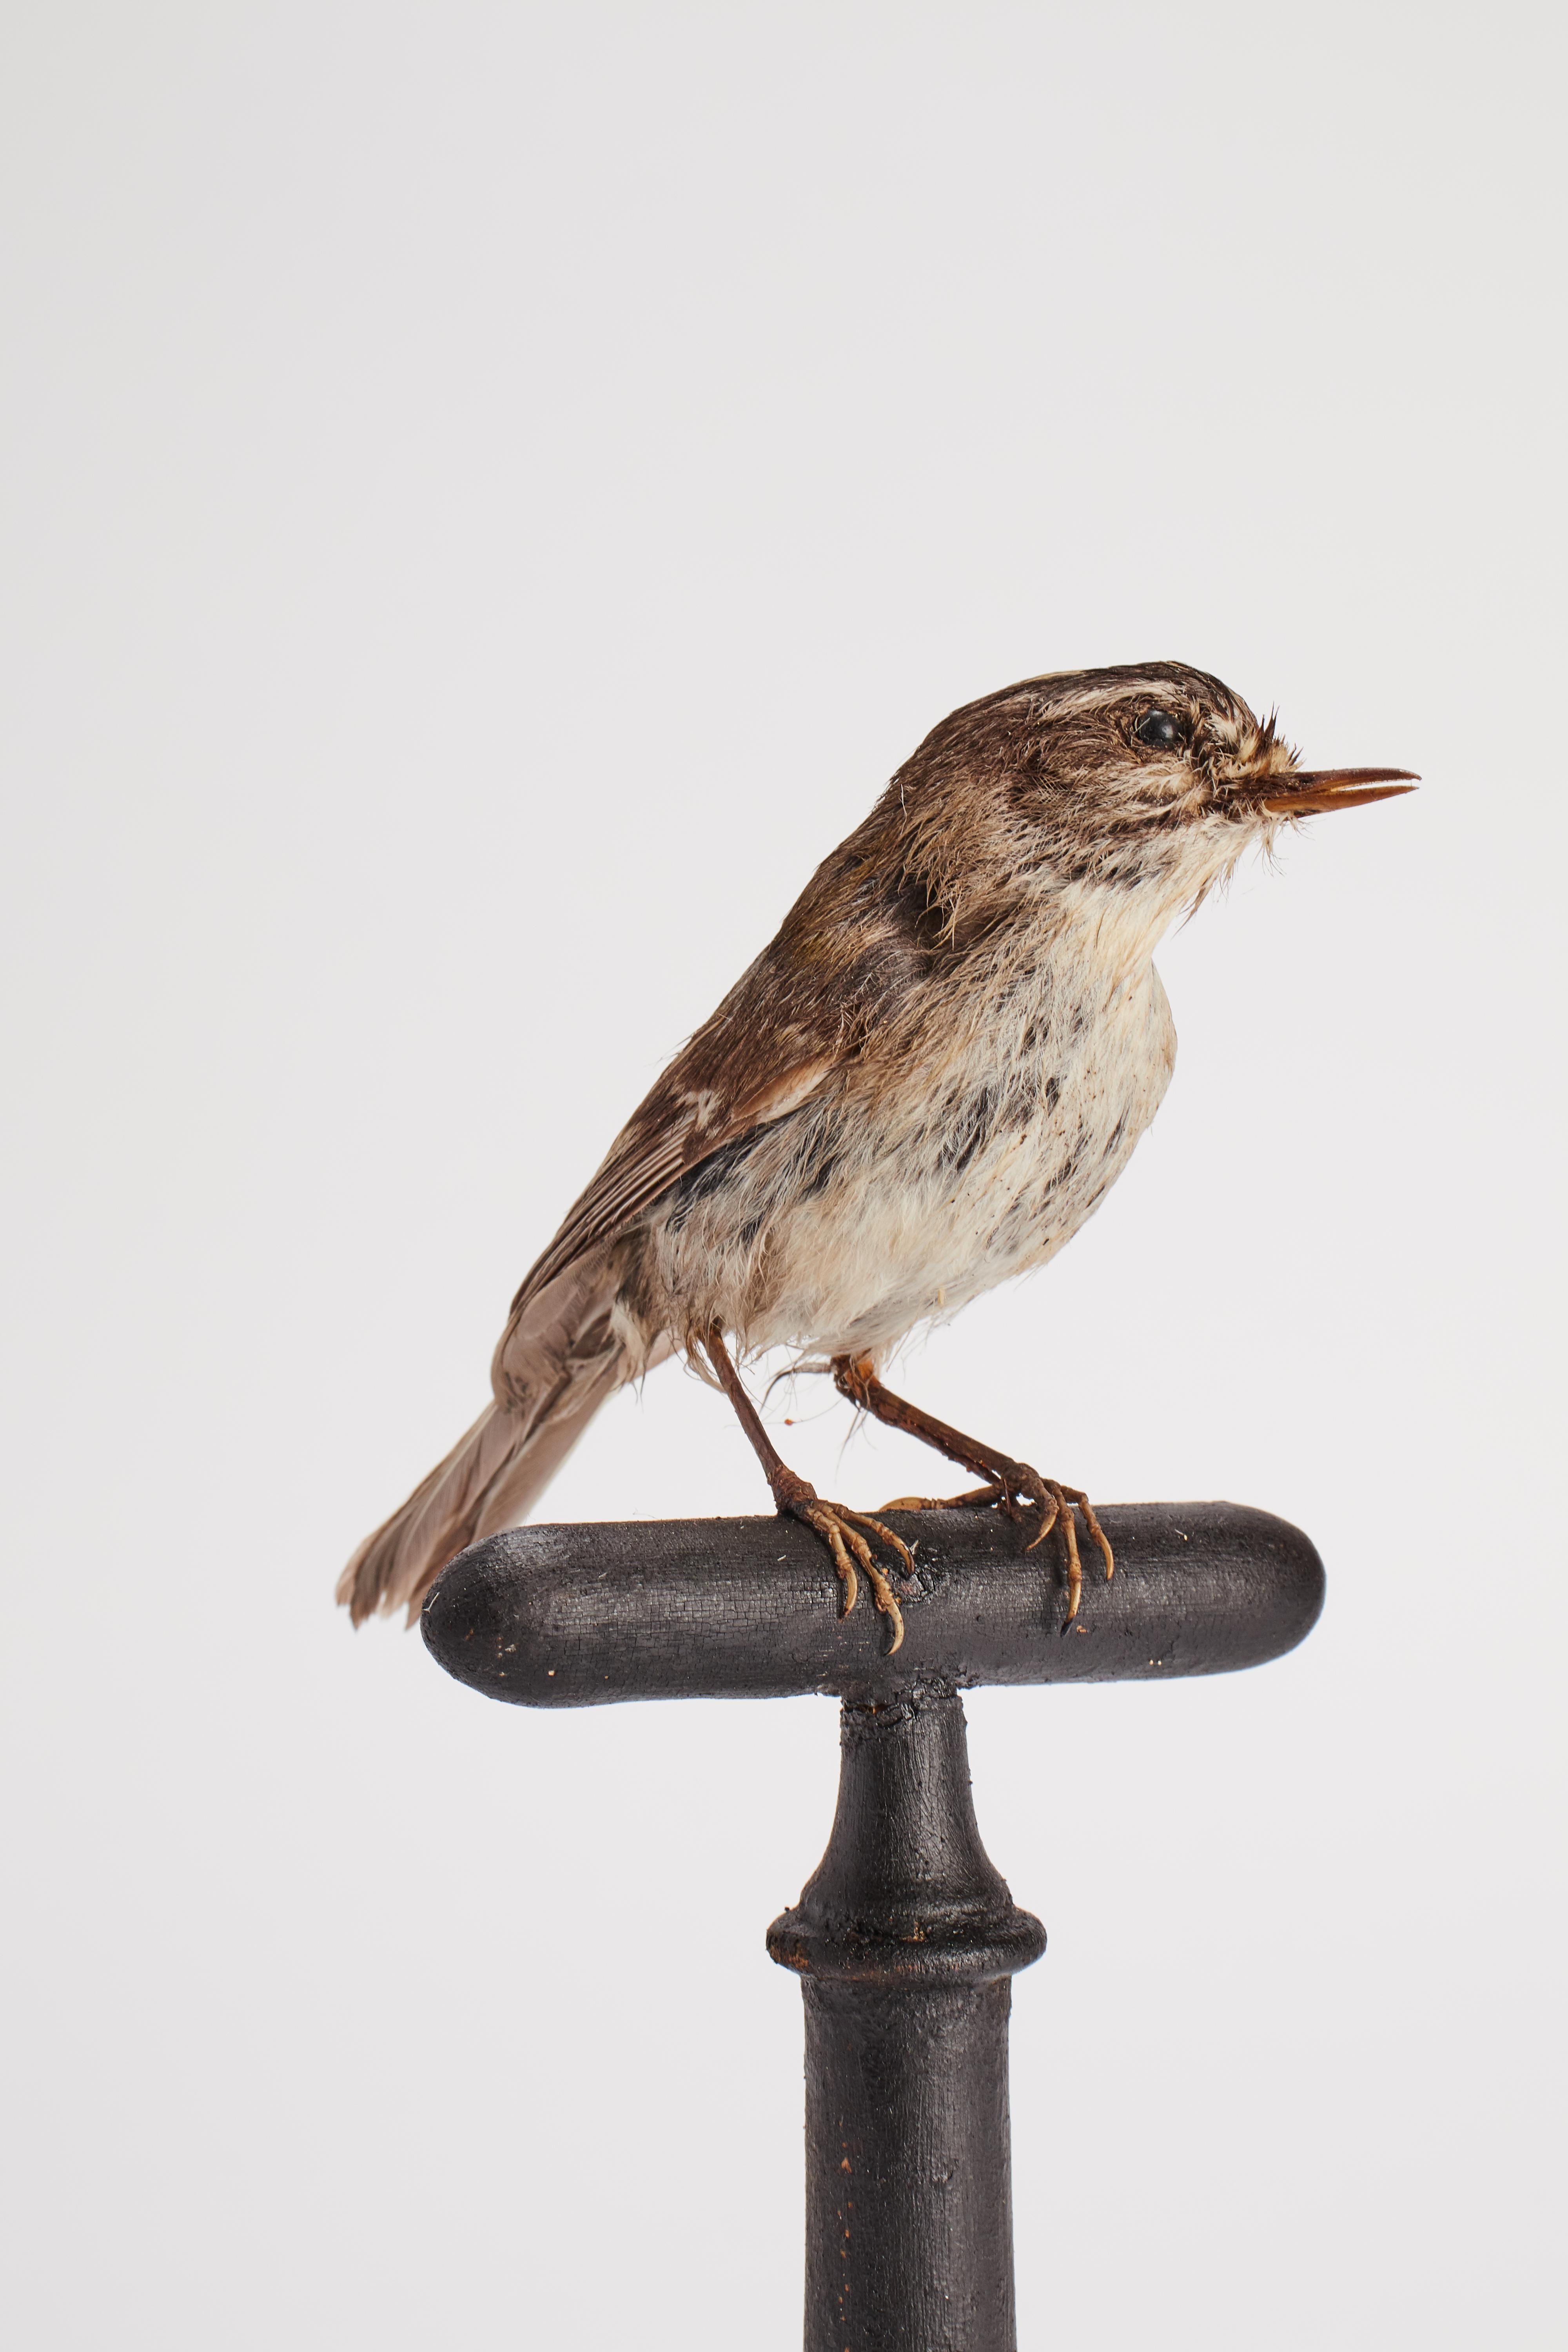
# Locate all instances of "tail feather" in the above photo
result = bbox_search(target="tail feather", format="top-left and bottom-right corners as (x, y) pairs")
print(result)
(339, 1251), (629, 1626)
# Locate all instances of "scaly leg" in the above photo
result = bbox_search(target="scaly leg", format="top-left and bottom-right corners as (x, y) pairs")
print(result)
(701, 1328), (915, 1653)
(831, 1354), (1114, 1626)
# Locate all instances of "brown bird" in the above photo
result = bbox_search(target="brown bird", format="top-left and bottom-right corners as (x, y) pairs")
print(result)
(340, 662), (1413, 1647)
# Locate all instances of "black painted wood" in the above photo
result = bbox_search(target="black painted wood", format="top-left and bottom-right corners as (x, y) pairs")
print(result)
(421, 1501), (1322, 1705)
(419, 1502), (1324, 2350)
(772, 1686), (1043, 2352)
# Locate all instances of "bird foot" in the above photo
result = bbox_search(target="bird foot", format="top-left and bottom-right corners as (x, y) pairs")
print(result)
(785, 1494), (915, 1653)
(878, 1466), (1113, 1626)
(879, 1482), (1006, 1512)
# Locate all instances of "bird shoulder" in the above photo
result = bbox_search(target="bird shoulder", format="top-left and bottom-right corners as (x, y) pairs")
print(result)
(505, 828), (958, 1316)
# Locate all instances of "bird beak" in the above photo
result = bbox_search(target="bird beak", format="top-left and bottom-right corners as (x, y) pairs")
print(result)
(1245, 766), (1419, 817)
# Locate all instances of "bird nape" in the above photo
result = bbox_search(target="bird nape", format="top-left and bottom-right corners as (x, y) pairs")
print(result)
(339, 661), (1414, 1651)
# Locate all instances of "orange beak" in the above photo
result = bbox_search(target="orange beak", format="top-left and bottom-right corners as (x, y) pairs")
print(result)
(1246, 766), (1419, 817)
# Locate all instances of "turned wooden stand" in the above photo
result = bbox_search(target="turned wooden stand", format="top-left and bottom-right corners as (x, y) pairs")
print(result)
(422, 1501), (1323, 2350)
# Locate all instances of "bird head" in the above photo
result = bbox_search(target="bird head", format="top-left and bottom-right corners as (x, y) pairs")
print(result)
(1084, 661), (1414, 827)
(893, 662), (1416, 937)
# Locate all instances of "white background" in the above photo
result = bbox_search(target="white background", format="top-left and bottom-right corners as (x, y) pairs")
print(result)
(3, 5), (1563, 2346)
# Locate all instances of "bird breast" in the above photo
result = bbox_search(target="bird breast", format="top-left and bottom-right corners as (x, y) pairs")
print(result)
(628, 951), (1177, 1365)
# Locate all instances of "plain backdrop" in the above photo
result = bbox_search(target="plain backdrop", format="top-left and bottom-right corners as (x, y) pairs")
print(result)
(2, 4), (1564, 2346)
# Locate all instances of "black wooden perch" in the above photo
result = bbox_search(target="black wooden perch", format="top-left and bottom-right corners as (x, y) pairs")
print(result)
(423, 1501), (1323, 2352)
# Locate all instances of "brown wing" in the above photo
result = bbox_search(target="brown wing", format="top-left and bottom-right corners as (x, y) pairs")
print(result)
(503, 806), (945, 1325)
(509, 1034), (838, 1311)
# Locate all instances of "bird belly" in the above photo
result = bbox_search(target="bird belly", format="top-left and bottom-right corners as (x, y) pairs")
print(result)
(631, 963), (1176, 1365)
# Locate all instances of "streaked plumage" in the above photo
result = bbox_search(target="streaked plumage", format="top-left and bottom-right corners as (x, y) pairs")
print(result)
(341, 661), (1412, 1627)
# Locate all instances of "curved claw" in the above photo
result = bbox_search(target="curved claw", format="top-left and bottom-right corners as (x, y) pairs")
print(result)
(978, 1462), (1113, 1629)
(1076, 1492), (1115, 1585)
(790, 1498), (908, 1653)
(1036, 1483), (1082, 1621)
(839, 1506), (916, 1582)
(803, 1504), (858, 1619)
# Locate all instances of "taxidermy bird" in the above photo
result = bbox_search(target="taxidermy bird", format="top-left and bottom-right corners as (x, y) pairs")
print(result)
(341, 662), (1413, 1649)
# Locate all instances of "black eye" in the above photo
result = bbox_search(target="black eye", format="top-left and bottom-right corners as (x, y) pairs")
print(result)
(1134, 708), (1181, 750)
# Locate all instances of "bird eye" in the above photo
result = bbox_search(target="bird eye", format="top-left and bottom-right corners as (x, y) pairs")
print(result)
(1134, 708), (1181, 750)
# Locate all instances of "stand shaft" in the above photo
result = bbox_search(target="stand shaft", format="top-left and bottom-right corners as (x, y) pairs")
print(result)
(803, 1977), (1018, 2351)
(770, 1686), (1044, 2352)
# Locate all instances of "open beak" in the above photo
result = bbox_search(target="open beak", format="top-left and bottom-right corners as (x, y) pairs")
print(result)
(1246, 766), (1419, 817)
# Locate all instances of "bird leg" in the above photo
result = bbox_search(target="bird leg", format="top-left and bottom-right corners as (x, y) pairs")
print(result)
(700, 1328), (914, 1652)
(831, 1354), (1114, 1626)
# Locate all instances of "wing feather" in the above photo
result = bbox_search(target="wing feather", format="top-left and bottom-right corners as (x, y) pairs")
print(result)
(511, 1054), (835, 1312)
(505, 805), (948, 1328)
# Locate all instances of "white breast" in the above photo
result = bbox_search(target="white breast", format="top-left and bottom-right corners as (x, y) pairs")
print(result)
(635, 951), (1177, 1366)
